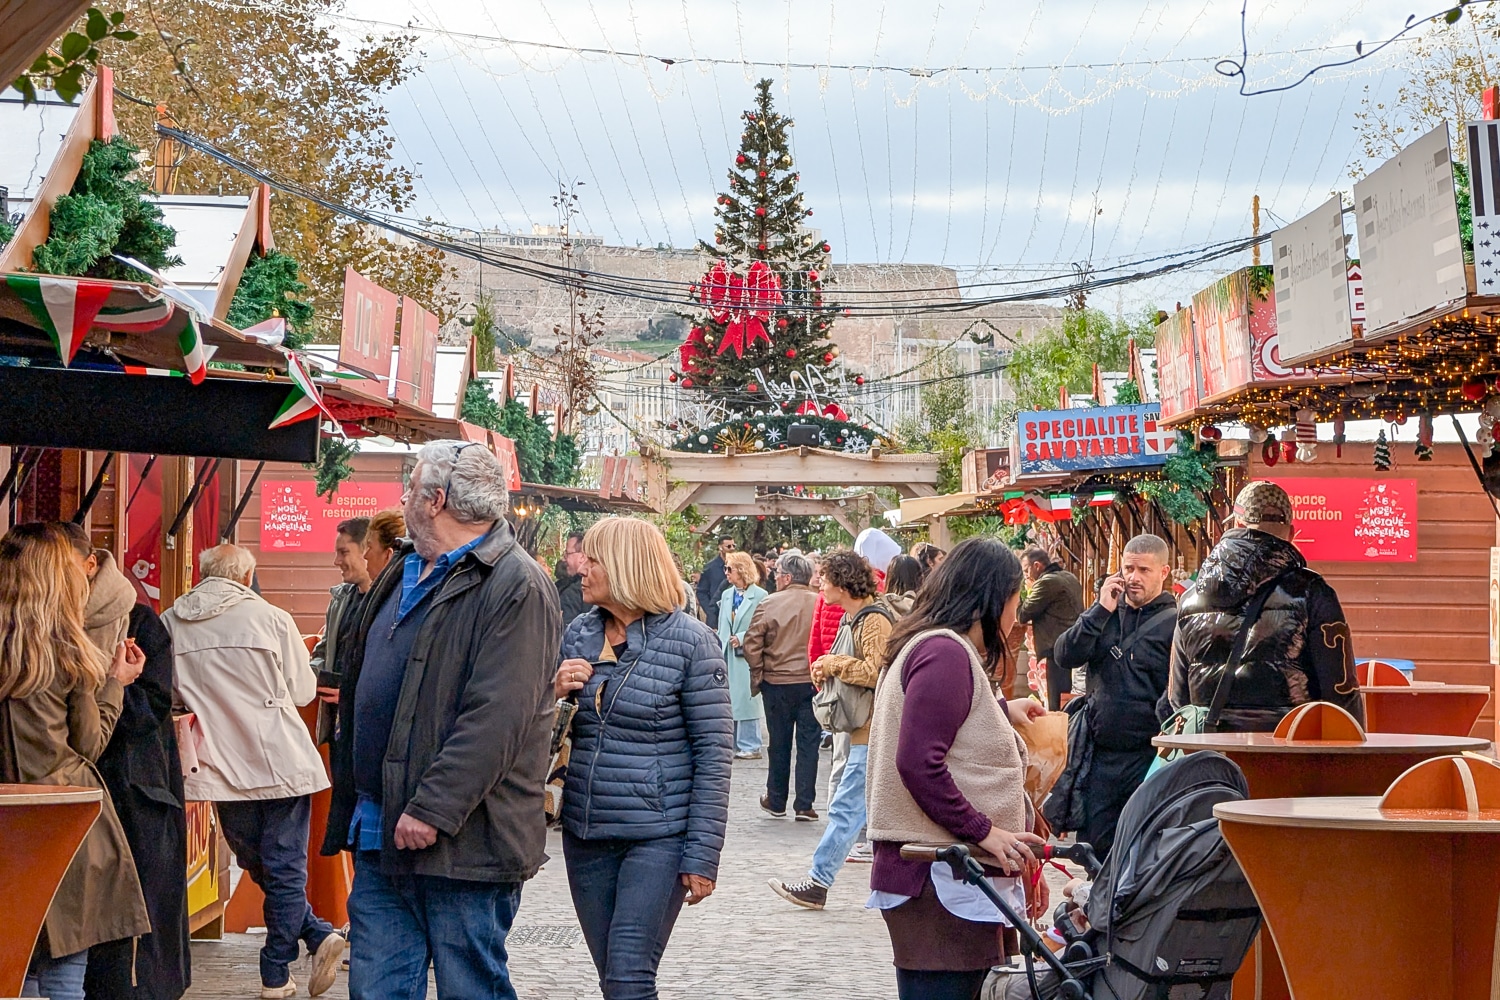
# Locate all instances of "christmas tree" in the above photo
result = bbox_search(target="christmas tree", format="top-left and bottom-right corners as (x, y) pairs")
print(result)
(673, 79), (867, 453)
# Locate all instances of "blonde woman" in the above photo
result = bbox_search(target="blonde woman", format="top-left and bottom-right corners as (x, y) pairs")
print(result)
(553, 517), (732, 1000)
(716, 550), (768, 759)
(361, 508), (405, 580)
(0, 523), (150, 1000)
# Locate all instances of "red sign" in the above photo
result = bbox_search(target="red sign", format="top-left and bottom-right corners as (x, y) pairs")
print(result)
(259, 480), (406, 553)
(395, 296), (439, 412)
(339, 267), (398, 386)
(1155, 307), (1200, 422)
(1248, 282), (1311, 383)
(1267, 477), (1418, 562)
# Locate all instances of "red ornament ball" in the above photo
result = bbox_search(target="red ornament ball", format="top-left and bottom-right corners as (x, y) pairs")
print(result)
(758, 242), (767, 250)
(808, 270), (820, 281)
(747, 384), (758, 393)
(668, 372), (679, 383)
(823, 352), (834, 363)
(755, 207), (766, 217)
(744, 422), (752, 429)
(785, 348), (797, 358)
(736, 154), (747, 165)
(855, 376), (865, 386)
(822, 242), (831, 252)
(682, 377), (693, 388)
(758, 170), (767, 178)
(776, 318), (788, 330)
(1462, 378), (1488, 401)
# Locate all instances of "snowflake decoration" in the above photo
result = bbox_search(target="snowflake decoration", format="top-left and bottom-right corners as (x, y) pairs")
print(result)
(842, 433), (869, 453)
(766, 426), (783, 443)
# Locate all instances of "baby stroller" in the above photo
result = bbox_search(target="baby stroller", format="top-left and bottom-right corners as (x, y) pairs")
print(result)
(909, 750), (1261, 1000)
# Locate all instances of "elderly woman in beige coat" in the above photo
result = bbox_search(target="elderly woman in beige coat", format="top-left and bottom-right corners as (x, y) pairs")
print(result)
(0, 522), (149, 1000)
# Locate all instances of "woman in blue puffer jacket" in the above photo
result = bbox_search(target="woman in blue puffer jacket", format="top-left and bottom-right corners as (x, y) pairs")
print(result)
(554, 517), (734, 1000)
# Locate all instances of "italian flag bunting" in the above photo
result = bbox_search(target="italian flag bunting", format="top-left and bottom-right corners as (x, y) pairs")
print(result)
(5, 274), (112, 365)
(269, 352), (339, 430)
(177, 314), (215, 384)
(1047, 494), (1073, 521)
(1090, 491), (1117, 507)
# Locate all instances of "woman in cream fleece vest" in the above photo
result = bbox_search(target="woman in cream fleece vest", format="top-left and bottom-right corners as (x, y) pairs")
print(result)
(865, 538), (1047, 1000)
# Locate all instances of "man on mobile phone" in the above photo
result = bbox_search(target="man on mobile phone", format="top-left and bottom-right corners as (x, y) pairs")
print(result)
(1051, 534), (1177, 858)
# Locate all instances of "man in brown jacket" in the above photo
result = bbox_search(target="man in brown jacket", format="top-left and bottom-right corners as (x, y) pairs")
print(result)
(744, 552), (821, 820)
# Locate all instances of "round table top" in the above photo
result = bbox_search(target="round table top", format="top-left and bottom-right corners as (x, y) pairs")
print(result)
(1215, 796), (1500, 832)
(0, 783), (101, 807)
(1151, 731), (1490, 754)
(1360, 684), (1491, 695)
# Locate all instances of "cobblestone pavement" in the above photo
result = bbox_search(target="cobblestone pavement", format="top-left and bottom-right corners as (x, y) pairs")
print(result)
(189, 748), (907, 999)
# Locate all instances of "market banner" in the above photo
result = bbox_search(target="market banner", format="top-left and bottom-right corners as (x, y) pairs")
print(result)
(1352, 125), (1466, 335)
(259, 479), (406, 553)
(1467, 120), (1500, 293)
(338, 266), (398, 387)
(1155, 306), (1200, 422)
(1015, 403), (1177, 476)
(1272, 195), (1357, 365)
(394, 296), (439, 412)
(1266, 477), (1418, 562)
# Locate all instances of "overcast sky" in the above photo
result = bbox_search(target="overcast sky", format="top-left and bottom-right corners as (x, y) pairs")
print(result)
(330, 0), (1447, 312)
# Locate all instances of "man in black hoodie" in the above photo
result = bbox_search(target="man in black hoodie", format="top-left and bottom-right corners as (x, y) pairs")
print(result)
(1052, 534), (1178, 858)
(555, 531), (590, 639)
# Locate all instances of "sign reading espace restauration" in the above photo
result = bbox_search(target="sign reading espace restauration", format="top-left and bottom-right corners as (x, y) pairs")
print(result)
(1015, 403), (1178, 476)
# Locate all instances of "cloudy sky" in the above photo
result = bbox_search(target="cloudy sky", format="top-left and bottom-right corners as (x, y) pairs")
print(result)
(327, 0), (1452, 311)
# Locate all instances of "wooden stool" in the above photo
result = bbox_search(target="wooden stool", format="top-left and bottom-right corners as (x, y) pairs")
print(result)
(0, 785), (103, 997)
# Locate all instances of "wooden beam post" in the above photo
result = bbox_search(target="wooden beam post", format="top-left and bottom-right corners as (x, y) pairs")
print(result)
(158, 457), (194, 606)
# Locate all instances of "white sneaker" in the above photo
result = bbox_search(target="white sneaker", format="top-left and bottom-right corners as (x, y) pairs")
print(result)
(308, 932), (346, 997)
(846, 841), (874, 863)
(261, 977), (297, 999)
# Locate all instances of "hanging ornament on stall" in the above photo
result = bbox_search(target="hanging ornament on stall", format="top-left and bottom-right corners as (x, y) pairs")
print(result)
(1373, 429), (1392, 471)
(1295, 409), (1317, 463)
(1416, 413), (1435, 461)
(1261, 437), (1279, 467)
(1248, 423), (1269, 446)
(1482, 397), (1500, 457)
(1280, 427), (1297, 465)
(1333, 415), (1347, 459)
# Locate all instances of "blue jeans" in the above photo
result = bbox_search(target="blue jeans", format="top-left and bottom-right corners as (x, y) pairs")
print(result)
(563, 831), (689, 1000)
(809, 742), (868, 887)
(735, 719), (762, 754)
(348, 851), (522, 1000)
(23, 948), (87, 1000)
(217, 795), (335, 987)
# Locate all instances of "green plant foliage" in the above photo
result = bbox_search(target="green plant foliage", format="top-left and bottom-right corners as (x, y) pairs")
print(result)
(307, 437), (359, 499)
(31, 138), (182, 280)
(1113, 380), (1142, 405)
(670, 412), (881, 454)
(12, 7), (137, 104)
(0, 217), (14, 246)
(1455, 159), (1475, 263)
(1004, 307), (1159, 414)
(893, 352), (979, 494)
(459, 294), (498, 371)
(226, 250), (315, 349)
(1138, 433), (1217, 524)
(460, 378), (580, 486)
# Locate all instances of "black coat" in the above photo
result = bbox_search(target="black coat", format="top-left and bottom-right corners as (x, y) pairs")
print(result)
(1053, 591), (1178, 751)
(695, 556), (729, 615)
(85, 604), (190, 1000)
(555, 571), (590, 637)
(1170, 528), (1363, 733)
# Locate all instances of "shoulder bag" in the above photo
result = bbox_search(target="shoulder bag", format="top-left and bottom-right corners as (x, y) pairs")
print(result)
(811, 603), (895, 734)
(1146, 572), (1288, 779)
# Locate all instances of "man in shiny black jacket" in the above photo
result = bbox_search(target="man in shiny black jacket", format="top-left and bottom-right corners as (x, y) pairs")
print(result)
(1053, 534), (1178, 858)
(1168, 480), (1363, 732)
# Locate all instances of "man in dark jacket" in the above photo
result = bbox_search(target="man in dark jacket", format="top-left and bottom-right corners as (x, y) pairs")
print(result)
(1018, 547), (1085, 710)
(324, 440), (561, 999)
(1169, 480), (1363, 732)
(554, 531), (591, 638)
(1053, 534), (1178, 858)
(311, 516), (372, 744)
(694, 535), (735, 613)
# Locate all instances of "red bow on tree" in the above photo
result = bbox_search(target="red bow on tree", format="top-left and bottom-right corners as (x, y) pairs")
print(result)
(698, 260), (782, 358)
(795, 400), (848, 422)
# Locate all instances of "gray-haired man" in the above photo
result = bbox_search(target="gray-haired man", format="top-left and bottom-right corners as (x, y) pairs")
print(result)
(1051, 534), (1178, 858)
(322, 441), (561, 999)
(742, 552), (822, 819)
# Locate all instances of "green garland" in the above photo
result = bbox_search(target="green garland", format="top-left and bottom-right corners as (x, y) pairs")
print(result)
(226, 250), (315, 349)
(307, 437), (359, 499)
(460, 379), (581, 486)
(670, 412), (883, 454)
(1137, 432), (1217, 524)
(32, 137), (181, 280)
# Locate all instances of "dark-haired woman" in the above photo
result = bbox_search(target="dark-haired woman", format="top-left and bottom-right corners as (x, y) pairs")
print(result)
(866, 537), (1047, 1000)
(884, 555), (923, 610)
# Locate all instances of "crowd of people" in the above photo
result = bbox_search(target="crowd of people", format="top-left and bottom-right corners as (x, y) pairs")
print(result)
(0, 463), (1362, 1000)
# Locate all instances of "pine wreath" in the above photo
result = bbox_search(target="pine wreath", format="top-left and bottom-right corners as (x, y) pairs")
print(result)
(670, 412), (884, 453)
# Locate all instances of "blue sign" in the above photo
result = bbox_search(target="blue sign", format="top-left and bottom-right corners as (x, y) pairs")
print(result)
(1016, 403), (1178, 476)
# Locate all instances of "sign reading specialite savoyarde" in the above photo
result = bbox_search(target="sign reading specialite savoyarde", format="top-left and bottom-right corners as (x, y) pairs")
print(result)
(1015, 403), (1177, 476)
(1266, 477), (1418, 562)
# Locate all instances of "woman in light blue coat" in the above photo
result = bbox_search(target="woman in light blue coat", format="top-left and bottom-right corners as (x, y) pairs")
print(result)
(717, 550), (767, 758)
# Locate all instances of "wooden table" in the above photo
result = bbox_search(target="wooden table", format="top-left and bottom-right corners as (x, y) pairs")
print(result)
(1152, 731), (1488, 998)
(0, 784), (102, 997)
(1215, 796), (1500, 1000)
(1360, 682), (1491, 737)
